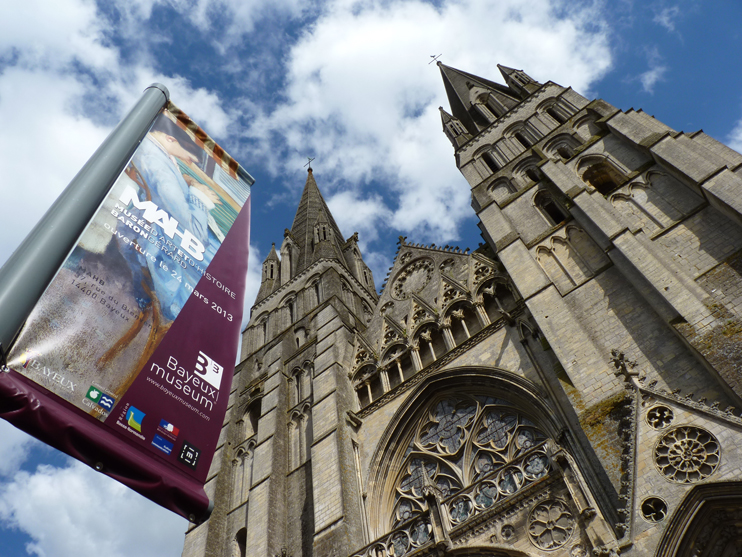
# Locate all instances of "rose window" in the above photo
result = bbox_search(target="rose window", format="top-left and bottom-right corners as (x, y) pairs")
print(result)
(392, 259), (434, 300)
(654, 426), (720, 483)
(527, 500), (575, 550)
(391, 394), (547, 528)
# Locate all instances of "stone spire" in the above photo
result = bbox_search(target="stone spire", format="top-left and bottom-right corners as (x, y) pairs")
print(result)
(497, 64), (541, 97)
(440, 107), (472, 149)
(438, 61), (522, 135)
(255, 243), (280, 303)
(290, 168), (348, 275)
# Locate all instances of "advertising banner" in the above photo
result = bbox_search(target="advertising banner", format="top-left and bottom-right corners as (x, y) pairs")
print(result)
(2, 102), (253, 521)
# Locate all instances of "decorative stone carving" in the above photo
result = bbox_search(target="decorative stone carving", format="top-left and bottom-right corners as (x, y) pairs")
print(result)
(654, 426), (720, 483)
(570, 544), (587, 557)
(392, 259), (434, 300)
(527, 499), (575, 550)
(439, 258), (455, 274)
(646, 405), (674, 429)
(500, 524), (516, 541)
(392, 394), (547, 527)
(641, 497), (667, 522)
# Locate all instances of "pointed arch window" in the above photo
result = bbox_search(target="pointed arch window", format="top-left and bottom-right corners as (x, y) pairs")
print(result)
(390, 394), (549, 528)
(289, 405), (312, 470)
(446, 302), (483, 345)
(415, 325), (447, 368)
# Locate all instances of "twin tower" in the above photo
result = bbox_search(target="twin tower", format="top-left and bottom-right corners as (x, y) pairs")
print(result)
(183, 63), (742, 557)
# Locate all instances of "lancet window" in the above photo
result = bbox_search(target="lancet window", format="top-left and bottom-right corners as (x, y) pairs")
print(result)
(415, 325), (447, 368)
(289, 404), (312, 470)
(536, 226), (609, 294)
(446, 302), (482, 345)
(390, 394), (548, 528)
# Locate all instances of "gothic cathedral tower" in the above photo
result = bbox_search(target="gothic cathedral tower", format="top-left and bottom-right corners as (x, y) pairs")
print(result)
(183, 64), (742, 557)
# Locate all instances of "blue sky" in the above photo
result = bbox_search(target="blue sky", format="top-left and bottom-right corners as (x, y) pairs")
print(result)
(1, 0), (742, 555)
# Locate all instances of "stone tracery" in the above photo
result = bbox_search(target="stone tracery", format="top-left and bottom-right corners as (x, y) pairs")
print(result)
(654, 426), (720, 484)
(391, 394), (548, 528)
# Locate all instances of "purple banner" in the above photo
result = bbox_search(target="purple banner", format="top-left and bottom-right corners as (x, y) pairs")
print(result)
(2, 104), (252, 520)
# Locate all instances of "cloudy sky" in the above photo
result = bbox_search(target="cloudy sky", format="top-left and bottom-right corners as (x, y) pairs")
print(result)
(1, 0), (742, 555)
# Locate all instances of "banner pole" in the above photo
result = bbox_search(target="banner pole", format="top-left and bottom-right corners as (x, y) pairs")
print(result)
(0, 84), (170, 353)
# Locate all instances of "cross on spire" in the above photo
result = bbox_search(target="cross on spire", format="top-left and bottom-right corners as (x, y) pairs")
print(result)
(304, 157), (315, 171)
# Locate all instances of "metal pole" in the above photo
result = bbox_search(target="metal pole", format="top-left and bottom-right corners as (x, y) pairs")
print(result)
(0, 83), (170, 352)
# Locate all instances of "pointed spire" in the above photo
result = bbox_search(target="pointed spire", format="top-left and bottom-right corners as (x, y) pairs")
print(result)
(256, 243), (280, 303)
(290, 169), (348, 274)
(438, 62), (522, 135)
(497, 64), (541, 97)
(440, 107), (472, 148)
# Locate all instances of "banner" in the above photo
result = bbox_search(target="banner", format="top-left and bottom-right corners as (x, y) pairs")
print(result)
(3, 102), (253, 521)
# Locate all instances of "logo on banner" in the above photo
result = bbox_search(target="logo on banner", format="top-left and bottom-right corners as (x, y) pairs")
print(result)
(178, 441), (201, 469)
(194, 351), (223, 390)
(127, 406), (145, 432)
(98, 394), (116, 411)
(152, 434), (174, 455)
(86, 386), (102, 403)
(157, 419), (180, 440)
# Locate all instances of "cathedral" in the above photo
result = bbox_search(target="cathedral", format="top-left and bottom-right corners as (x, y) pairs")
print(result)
(181, 63), (742, 557)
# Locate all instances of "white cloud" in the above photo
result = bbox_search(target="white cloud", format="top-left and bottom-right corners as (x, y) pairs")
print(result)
(0, 68), (111, 266)
(633, 46), (666, 94)
(242, 243), (263, 328)
(0, 460), (186, 557)
(247, 0), (612, 245)
(0, 421), (38, 477)
(653, 6), (681, 32)
(728, 116), (742, 153)
(0, 0), (117, 71)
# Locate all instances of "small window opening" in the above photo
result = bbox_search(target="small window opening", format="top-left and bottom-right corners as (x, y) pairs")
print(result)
(514, 132), (531, 149)
(546, 107), (566, 124)
(288, 300), (294, 323)
(482, 152), (499, 173)
(269, 264), (274, 279)
(314, 282), (321, 304)
(582, 162), (625, 195)
(537, 193), (568, 226)
(525, 168), (540, 182)
(557, 145), (573, 160)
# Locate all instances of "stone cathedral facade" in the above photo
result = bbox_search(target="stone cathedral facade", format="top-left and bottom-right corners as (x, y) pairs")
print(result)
(182, 64), (742, 557)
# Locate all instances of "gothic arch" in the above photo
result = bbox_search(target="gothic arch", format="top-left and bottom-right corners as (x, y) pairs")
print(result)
(543, 133), (581, 161)
(536, 98), (571, 126)
(445, 300), (483, 345)
(477, 278), (516, 323)
(573, 110), (603, 140)
(365, 367), (562, 540)
(655, 481), (742, 557)
(504, 121), (539, 151)
(577, 155), (628, 195)
(513, 155), (542, 186)
(487, 177), (516, 203)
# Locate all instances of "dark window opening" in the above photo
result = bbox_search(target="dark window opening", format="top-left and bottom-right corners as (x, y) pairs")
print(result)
(536, 193), (568, 226)
(514, 132), (531, 149)
(582, 162), (625, 195)
(483, 153), (499, 173)
(557, 145), (573, 159)
(525, 168), (540, 182)
(546, 107), (566, 124)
